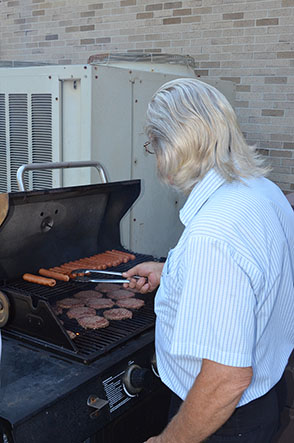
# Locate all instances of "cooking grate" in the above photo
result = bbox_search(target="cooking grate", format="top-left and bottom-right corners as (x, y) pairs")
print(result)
(2, 252), (157, 363)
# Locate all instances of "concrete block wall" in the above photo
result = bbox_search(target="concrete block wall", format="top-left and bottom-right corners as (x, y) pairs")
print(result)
(0, 0), (293, 192)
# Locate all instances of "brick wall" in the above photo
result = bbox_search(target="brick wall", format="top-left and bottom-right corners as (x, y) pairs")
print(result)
(0, 0), (293, 191)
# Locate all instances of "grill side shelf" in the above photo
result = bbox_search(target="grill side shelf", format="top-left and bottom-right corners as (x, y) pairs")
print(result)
(0, 288), (77, 351)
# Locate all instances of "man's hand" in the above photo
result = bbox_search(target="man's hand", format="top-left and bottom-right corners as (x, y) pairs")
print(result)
(122, 261), (164, 293)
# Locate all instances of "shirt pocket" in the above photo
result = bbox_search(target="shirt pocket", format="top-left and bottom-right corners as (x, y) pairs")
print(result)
(159, 248), (182, 307)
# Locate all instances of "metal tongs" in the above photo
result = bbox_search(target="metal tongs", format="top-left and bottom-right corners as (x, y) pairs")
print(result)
(70, 269), (141, 284)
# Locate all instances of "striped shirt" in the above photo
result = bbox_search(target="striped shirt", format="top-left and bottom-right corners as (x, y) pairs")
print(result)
(155, 168), (294, 407)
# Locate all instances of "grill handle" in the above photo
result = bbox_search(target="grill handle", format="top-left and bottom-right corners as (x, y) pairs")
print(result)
(17, 161), (108, 192)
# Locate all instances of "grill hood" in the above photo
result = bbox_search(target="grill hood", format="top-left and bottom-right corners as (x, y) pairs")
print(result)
(0, 179), (140, 282)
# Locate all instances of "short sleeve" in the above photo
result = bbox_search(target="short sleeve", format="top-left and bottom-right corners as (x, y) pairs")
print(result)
(170, 236), (261, 367)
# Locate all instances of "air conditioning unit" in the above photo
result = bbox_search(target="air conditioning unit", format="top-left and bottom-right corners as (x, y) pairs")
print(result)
(0, 56), (235, 257)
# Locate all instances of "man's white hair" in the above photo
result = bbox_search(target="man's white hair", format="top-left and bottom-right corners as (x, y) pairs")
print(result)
(145, 77), (270, 193)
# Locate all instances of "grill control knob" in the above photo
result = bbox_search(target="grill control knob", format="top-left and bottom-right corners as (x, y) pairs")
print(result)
(122, 364), (153, 397)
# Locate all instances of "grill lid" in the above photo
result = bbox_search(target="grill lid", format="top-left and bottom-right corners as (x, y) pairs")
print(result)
(0, 179), (140, 282)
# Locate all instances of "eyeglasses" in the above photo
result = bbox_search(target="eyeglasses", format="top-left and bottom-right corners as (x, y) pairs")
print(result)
(144, 141), (155, 155)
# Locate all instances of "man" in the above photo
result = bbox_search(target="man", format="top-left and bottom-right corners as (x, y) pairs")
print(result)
(123, 78), (294, 442)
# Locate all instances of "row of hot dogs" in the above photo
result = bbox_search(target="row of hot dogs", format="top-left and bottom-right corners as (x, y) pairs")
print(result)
(22, 249), (136, 287)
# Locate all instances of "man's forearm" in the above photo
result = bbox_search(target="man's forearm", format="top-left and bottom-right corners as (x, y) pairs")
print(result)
(146, 360), (252, 443)
(152, 382), (241, 443)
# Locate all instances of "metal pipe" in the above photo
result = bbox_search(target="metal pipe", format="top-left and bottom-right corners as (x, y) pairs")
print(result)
(17, 161), (108, 191)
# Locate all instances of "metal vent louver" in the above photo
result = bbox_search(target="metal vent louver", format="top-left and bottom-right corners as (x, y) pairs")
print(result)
(0, 94), (7, 192)
(31, 94), (52, 190)
(0, 92), (53, 193)
(9, 94), (29, 192)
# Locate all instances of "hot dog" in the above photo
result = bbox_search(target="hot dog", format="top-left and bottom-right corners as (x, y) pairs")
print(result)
(112, 249), (136, 261)
(49, 267), (72, 275)
(38, 268), (70, 282)
(106, 250), (128, 263)
(22, 273), (56, 287)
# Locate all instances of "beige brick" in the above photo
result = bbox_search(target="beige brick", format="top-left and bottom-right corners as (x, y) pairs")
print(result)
(25, 43), (38, 48)
(80, 11), (95, 17)
(265, 77), (287, 84)
(39, 41), (51, 47)
(262, 109), (284, 117)
(284, 143), (294, 149)
(163, 17), (181, 24)
(193, 7), (212, 14)
(65, 26), (79, 33)
(143, 48), (162, 53)
(200, 62), (220, 68)
(173, 8), (191, 16)
(146, 4), (162, 11)
(182, 16), (201, 23)
(164, 2), (182, 9)
(271, 134), (293, 142)
(277, 52), (294, 59)
(220, 76), (241, 84)
(233, 20), (255, 28)
(59, 20), (72, 26)
(282, 0), (294, 5)
(45, 34), (58, 40)
(223, 12), (244, 20)
(80, 38), (95, 45)
(120, 0), (136, 6)
(256, 18), (279, 26)
(157, 41), (171, 48)
(136, 12), (153, 19)
(88, 3), (103, 10)
(235, 101), (249, 107)
(145, 33), (162, 41)
(128, 34), (145, 42)
(96, 37), (111, 43)
(236, 85), (251, 92)
(270, 150), (293, 157)
(32, 10), (45, 16)
(80, 25), (95, 31)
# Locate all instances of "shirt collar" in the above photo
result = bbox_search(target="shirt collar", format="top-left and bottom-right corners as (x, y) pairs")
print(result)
(180, 169), (226, 227)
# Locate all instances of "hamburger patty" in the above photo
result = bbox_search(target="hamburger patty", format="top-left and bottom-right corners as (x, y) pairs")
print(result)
(116, 298), (145, 310)
(56, 298), (85, 309)
(103, 308), (133, 321)
(77, 315), (109, 330)
(86, 298), (115, 309)
(95, 283), (121, 293)
(74, 290), (103, 299)
(67, 306), (96, 320)
(106, 289), (135, 300)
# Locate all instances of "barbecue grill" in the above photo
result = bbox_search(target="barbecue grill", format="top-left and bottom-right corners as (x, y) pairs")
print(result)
(0, 163), (171, 443)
